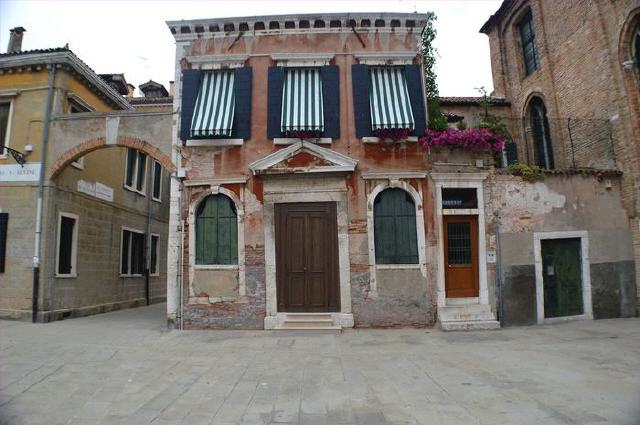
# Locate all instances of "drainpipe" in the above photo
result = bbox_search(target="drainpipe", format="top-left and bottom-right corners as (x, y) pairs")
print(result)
(32, 65), (56, 323)
(145, 172), (152, 306)
(495, 222), (505, 327)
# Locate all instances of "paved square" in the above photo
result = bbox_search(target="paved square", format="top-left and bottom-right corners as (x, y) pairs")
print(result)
(1, 304), (639, 425)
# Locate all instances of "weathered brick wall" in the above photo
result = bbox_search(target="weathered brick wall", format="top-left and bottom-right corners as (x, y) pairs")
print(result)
(484, 0), (640, 307)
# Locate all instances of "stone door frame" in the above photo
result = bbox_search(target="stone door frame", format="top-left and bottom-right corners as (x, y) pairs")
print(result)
(262, 176), (354, 329)
(533, 230), (593, 324)
(431, 172), (489, 309)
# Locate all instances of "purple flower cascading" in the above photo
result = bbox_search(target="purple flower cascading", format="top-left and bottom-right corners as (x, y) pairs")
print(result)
(420, 128), (505, 152)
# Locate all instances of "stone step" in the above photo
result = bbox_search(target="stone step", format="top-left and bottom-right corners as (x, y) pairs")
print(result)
(282, 319), (334, 327)
(285, 313), (333, 320)
(440, 320), (501, 331)
(274, 324), (342, 333)
(439, 312), (497, 322)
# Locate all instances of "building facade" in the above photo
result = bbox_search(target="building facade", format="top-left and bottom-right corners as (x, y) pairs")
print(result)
(0, 31), (172, 321)
(166, 12), (636, 330)
(480, 0), (640, 312)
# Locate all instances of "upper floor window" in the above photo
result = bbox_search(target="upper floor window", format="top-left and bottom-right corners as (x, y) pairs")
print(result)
(191, 70), (236, 138)
(124, 148), (146, 194)
(180, 67), (252, 143)
(267, 66), (339, 140)
(518, 10), (539, 76)
(281, 67), (324, 136)
(0, 101), (11, 152)
(195, 194), (238, 265)
(121, 227), (145, 276)
(369, 66), (415, 132)
(374, 188), (419, 264)
(351, 64), (426, 139)
(151, 160), (162, 202)
(528, 97), (554, 169)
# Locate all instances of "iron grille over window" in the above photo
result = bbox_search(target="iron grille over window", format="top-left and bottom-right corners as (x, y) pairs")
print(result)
(529, 97), (554, 169)
(518, 11), (539, 76)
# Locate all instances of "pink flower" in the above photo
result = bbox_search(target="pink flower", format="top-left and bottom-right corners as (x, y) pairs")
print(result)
(420, 128), (505, 153)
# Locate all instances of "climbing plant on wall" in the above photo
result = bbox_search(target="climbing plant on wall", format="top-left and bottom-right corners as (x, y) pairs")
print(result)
(421, 12), (447, 131)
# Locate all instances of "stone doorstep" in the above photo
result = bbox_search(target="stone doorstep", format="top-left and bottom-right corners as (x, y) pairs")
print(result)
(274, 312), (343, 333)
(438, 303), (501, 331)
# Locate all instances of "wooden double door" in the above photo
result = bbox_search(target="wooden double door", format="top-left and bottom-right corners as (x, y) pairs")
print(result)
(275, 202), (340, 312)
(444, 215), (479, 298)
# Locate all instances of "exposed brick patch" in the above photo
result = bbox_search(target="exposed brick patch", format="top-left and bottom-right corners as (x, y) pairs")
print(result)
(50, 136), (176, 178)
(348, 219), (367, 234)
(245, 245), (265, 266)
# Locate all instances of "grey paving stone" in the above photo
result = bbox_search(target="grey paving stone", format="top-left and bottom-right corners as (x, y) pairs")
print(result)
(0, 304), (638, 425)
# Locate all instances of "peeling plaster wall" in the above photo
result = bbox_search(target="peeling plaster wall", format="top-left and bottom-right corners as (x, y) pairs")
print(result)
(488, 174), (636, 326)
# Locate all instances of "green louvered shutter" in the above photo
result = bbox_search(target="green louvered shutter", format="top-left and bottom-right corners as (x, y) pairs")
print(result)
(374, 189), (419, 264)
(195, 195), (238, 265)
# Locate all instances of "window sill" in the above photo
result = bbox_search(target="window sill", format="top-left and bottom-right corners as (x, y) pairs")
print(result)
(186, 139), (244, 147)
(274, 137), (332, 145)
(71, 162), (84, 170)
(150, 273), (160, 277)
(55, 273), (77, 278)
(194, 264), (239, 270)
(375, 264), (421, 269)
(124, 185), (146, 196)
(120, 274), (144, 278)
(152, 197), (162, 203)
(362, 136), (418, 144)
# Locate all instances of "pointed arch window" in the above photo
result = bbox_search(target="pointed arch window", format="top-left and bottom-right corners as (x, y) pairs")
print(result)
(634, 25), (640, 74)
(374, 188), (419, 264)
(528, 97), (554, 169)
(195, 194), (238, 265)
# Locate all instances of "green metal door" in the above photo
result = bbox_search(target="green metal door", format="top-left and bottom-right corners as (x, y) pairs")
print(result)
(541, 238), (583, 318)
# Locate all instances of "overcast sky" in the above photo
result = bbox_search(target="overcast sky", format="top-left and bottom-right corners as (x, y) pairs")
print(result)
(0, 0), (501, 97)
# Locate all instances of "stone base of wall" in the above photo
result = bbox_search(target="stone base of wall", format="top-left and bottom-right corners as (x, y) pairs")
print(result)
(0, 296), (166, 322)
(591, 261), (637, 319)
(350, 271), (434, 328)
(501, 265), (537, 327)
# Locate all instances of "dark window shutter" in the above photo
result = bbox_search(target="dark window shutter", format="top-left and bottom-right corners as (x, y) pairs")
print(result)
(321, 65), (340, 139)
(267, 67), (284, 139)
(232, 67), (252, 139)
(0, 213), (7, 273)
(351, 64), (372, 138)
(196, 195), (238, 265)
(374, 189), (419, 264)
(505, 141), (518, 165)
(180, 69), (202, 142)
(404, 65), (427, 137)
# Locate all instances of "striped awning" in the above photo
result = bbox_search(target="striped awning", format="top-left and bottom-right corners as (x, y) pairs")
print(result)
(369, 67), (415, 130)
(190, 71), (235, 138)
(281, 68), (324, 133)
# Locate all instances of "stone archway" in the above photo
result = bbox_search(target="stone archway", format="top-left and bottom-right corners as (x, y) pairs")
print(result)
(50, 136), (176, 179)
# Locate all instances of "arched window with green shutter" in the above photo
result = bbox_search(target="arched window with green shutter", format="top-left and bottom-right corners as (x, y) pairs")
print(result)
(374, 188), (419, 264)
(195, 194), (238, 265)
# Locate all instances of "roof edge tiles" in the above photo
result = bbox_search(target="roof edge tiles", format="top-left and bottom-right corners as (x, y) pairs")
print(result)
(0, 48), (132, 110)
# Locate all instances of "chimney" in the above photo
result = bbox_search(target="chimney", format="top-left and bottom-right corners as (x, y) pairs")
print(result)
(126, 83), (135, 98)
(7, 27), (26, 54)
(169, 81), (175, 96)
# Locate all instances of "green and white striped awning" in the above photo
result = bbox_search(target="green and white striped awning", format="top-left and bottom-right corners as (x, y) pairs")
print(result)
(281, 68), (324, 133)
(190, 71), (235, 138)
(369, 67), (414, 130)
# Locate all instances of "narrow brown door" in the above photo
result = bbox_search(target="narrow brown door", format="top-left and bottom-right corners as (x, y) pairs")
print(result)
(444, 215), (479, 298)
(275, 203), (339, 312)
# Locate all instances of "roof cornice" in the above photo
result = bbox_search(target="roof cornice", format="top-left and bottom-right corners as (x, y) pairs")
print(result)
(167, 12), (429, 41)
(0, 50), (132, 110)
